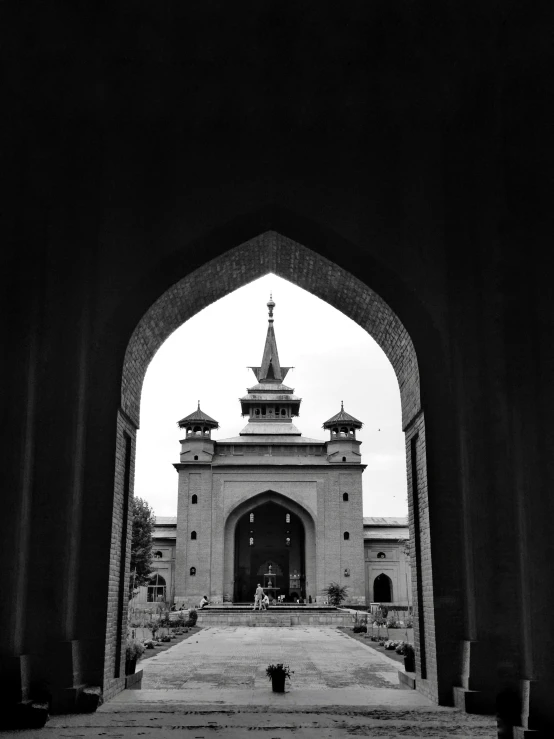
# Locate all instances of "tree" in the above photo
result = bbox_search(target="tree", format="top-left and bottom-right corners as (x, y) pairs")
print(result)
(129, 497), (156, 599)
(322, 582), (349, 607)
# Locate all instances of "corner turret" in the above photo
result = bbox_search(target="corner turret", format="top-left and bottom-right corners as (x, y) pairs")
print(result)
(323, 402), (363, 463)
(177, 402), (218, 462)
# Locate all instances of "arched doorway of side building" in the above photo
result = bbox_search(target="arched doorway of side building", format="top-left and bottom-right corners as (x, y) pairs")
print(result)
(374, 573), (393, 603)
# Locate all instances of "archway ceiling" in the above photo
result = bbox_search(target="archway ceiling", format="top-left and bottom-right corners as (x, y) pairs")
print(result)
(122, 231), (420, 429)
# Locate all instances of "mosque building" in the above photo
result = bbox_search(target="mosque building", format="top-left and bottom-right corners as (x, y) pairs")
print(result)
(135, 297), (411, 608)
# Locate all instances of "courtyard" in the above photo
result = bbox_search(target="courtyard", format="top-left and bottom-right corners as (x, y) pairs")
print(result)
(8, 627), (497, 738)
(135, 625), (413, 699)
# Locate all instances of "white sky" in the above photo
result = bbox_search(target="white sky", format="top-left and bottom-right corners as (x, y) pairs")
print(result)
(134, 274), (408, 518)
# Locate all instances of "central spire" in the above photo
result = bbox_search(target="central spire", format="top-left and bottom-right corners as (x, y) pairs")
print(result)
(249, 295), (291, 382)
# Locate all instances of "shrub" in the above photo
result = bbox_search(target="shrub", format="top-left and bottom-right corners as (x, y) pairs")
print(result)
(125, 638), (145, 662)
(321, 582), (349, 607)
(405, 618), (414, 628)
(352, 625), (367, 633)
(185, 609), (198, 627)
(386, 619), (400, 629)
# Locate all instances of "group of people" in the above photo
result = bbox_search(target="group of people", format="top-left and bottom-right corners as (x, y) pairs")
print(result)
(252, 583), (270, 610)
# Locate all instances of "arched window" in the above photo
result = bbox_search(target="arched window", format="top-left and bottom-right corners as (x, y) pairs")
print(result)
(154, 550), (163, 558)
(147, 574), (166, 602)
(377, 551), (386, 559)
(281, 408), (286, 416)
(191, 494), (198, 504)
(340, 427), (348, 437)
(373, 573), (393, 602)
(285, 513), (290, 523)
(343, 531), (350, 540)
(342, 456), (346, 462)
(249, 537), (254, 546)
(194, 455), (198, 460)
(193, 425), (201, 435)
(189, 567), (196, 576)
(249, 512), (255, 523)
(342, 493), (349, 502)
(255, 408), (260, 416)
(191, 530), (197, 540)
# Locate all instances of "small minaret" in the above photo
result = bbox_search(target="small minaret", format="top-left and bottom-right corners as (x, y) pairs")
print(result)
(323, 401), (363, 463)
(177, 401), (219, 463)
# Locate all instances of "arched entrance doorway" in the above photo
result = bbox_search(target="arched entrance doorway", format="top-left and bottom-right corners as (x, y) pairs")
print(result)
(234, 501), (305, 603)
(223, 489), (317, 605)
(374, 573), (392, 603)
(102, 229), (449, 705)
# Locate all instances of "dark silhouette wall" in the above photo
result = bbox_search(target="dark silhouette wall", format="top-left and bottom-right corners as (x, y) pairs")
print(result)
(1, 2), (553, 735)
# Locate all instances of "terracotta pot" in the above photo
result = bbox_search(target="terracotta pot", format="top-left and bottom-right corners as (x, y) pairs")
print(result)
(125, 658), (137, 676)
(271, 673), (286, 692)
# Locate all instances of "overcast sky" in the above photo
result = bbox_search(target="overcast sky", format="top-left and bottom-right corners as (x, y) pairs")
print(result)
(134, 274), (408, 518)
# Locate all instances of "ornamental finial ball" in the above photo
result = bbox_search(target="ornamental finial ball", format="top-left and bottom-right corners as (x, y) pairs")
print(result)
(267, 293), (275, 318)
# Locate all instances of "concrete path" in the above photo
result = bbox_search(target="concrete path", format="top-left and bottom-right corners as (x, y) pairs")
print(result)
(131, 626), (411, 700)
(4, 627), (498, 737)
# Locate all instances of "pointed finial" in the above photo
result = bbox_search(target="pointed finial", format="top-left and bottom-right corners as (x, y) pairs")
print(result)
(198, 400), (200, 410)
(267, 293), (275, 321)
(341, 400), (344, 411)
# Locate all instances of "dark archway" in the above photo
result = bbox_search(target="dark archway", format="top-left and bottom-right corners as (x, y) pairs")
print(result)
(374, 574), (393, 603)
(223, 489), (317, 604)
(100, 227), (452, 705)
(233, 501), (305, 603)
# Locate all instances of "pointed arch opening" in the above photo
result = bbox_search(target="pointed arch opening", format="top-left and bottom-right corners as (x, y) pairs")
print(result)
(108, 230), (440, 702)
(374, 573), (393, 603)
(223, 490), (317, 604)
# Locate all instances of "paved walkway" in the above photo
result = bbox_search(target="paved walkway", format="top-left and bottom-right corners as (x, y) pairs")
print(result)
(134, 626), (407, 699)
(5, 628), (498, 737)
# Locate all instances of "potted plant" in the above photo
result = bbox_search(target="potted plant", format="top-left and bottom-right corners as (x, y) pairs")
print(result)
(266, 663), (293, 693)
(403, 643), (415, 673)
(125, 637), (145, 675)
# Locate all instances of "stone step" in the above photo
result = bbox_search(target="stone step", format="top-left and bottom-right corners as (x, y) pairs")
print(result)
(196, 611), (354, 626)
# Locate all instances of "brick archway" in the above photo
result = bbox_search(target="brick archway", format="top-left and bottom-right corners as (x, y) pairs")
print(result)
(223, 490), (317, 604)
(121, 231), (420, 430)
(107, 230), (436, 703)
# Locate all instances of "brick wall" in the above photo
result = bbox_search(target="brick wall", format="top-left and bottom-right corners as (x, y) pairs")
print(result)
(405, 413), (437, 702)
(103, 409), (136, 700)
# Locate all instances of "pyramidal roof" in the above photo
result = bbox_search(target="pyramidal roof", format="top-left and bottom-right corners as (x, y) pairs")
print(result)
(177, 402), (219, 428)
(248, 295), (293, 383)
(323, 402), (363, 428)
